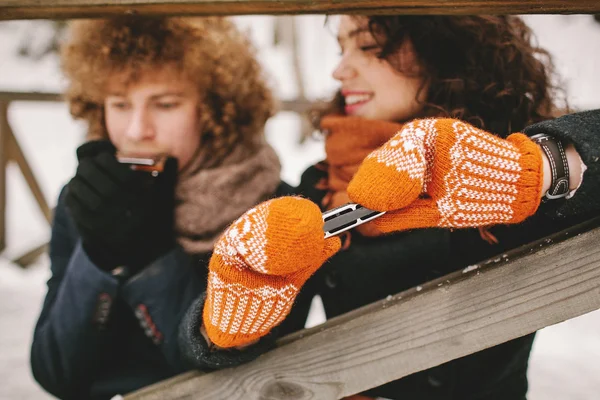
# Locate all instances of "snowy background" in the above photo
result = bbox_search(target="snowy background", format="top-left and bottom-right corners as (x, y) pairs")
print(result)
(0, 14), (599, 400)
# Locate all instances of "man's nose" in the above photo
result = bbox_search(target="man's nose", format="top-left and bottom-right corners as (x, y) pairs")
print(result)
(125, 108), (155, 141)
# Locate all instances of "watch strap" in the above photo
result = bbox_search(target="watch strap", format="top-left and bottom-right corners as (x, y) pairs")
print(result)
(530, 133), (570, 200)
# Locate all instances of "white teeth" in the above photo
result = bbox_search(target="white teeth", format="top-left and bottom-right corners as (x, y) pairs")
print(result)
(345, 94), (372, 105)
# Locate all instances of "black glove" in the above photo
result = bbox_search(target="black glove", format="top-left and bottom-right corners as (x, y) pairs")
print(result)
(65, 140), (178, 274)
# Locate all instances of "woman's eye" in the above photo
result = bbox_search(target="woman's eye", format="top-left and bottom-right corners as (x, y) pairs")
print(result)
(156, 102), (180, 110)
(359, 45), (381, 53)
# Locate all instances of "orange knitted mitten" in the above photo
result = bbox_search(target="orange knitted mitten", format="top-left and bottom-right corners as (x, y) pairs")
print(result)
(203, 197), (341, 348)
(347, 118), (544, 232)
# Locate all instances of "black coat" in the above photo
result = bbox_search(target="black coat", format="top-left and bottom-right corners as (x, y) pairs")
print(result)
(184, 109), (600, 400)
(31, 180), (291, 400)
(30, 186), (212, 400)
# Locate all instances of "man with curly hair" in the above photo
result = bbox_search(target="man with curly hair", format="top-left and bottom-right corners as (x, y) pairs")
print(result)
(30, 16), (283, 399)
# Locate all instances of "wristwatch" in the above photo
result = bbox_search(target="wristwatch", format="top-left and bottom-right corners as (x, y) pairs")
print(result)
(530, 133), (570, 200)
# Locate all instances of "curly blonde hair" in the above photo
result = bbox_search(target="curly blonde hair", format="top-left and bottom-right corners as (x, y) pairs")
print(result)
(61, 16), (275, 161)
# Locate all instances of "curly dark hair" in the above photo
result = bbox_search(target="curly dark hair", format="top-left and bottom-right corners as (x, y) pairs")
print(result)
(61, 16), (275, 161)
(317, 16), (566, 138)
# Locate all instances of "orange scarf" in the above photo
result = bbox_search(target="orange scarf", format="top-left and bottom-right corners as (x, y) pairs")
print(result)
(319, 115), (404, 237)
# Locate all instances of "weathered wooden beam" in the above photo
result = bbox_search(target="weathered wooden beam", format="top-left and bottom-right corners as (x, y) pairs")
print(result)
(125, 217), (600, 400)
(0, 92), (64, 102)
(2, 0), (600, 21)
(12, 241), (49, 267)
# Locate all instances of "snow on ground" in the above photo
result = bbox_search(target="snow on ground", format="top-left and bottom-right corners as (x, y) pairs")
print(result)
(1, 14), (599, 400)
(0, 257), (52, 400)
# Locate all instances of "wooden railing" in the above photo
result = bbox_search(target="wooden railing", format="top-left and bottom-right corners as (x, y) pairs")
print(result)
(2, 0), (600, 20)
(125, 216), (600, 399)
(0, 92), (58, 266)
(0, 91), (313, 266)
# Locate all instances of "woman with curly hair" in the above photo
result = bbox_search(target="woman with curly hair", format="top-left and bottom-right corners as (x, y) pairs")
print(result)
(180, 15), (598, 400)
(29, 16), (283, 399)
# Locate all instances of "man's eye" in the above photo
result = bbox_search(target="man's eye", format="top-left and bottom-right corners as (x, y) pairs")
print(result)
(109, 102), (129, 110)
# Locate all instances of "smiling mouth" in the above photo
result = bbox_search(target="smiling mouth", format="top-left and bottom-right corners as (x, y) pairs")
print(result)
(345, 93), (373, 105)
(344, 93), (373, 114)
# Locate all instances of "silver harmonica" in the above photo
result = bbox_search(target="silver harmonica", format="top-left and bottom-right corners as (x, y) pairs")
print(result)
(116, 154), (167, 177)
(322, 203), (385, 239)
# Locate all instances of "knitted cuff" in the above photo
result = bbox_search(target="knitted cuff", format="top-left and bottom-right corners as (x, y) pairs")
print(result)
(506, 133), (544, 222)
(202, 269), (298, 348)
(178, 293), (275, 370)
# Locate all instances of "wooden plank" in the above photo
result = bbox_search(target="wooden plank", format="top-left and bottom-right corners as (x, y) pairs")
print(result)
(125, 217), (600, 400)
(0, 102), (8, 252)
(2, 0), (600, 21)
(11, 241), (48, 267)
(0, 92), (63, 102)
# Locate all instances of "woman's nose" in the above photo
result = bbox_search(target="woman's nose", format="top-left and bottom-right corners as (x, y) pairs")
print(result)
(332, 54), (357, 82)
(125, 108), (155, 141)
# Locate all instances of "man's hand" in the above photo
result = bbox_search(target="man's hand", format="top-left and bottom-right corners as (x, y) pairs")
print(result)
(65, 140), (178, 272)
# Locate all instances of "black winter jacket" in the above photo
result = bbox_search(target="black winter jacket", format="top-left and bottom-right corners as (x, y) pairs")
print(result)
(31, 182), (289, 399)
(30, 186), (211, 399)
(37, 110), (598, 399)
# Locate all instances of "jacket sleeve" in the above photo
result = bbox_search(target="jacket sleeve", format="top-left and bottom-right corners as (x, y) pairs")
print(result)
(524, 109), (600, 219)
(118, 247), (207, 372)
(30, 187), (120, 399)
(175, 255), (316, 371)
(177, 292), (276, 370)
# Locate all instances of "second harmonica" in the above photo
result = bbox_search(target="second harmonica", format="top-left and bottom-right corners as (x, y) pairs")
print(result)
(322, 203), (385, 238)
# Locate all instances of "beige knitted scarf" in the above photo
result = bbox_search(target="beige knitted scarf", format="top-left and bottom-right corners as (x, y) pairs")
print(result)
(174, 136), (281, 254)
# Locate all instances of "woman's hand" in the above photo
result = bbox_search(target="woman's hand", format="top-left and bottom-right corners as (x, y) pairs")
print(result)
(202, 197), (340, 348)
(346, 118), (546, 233)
